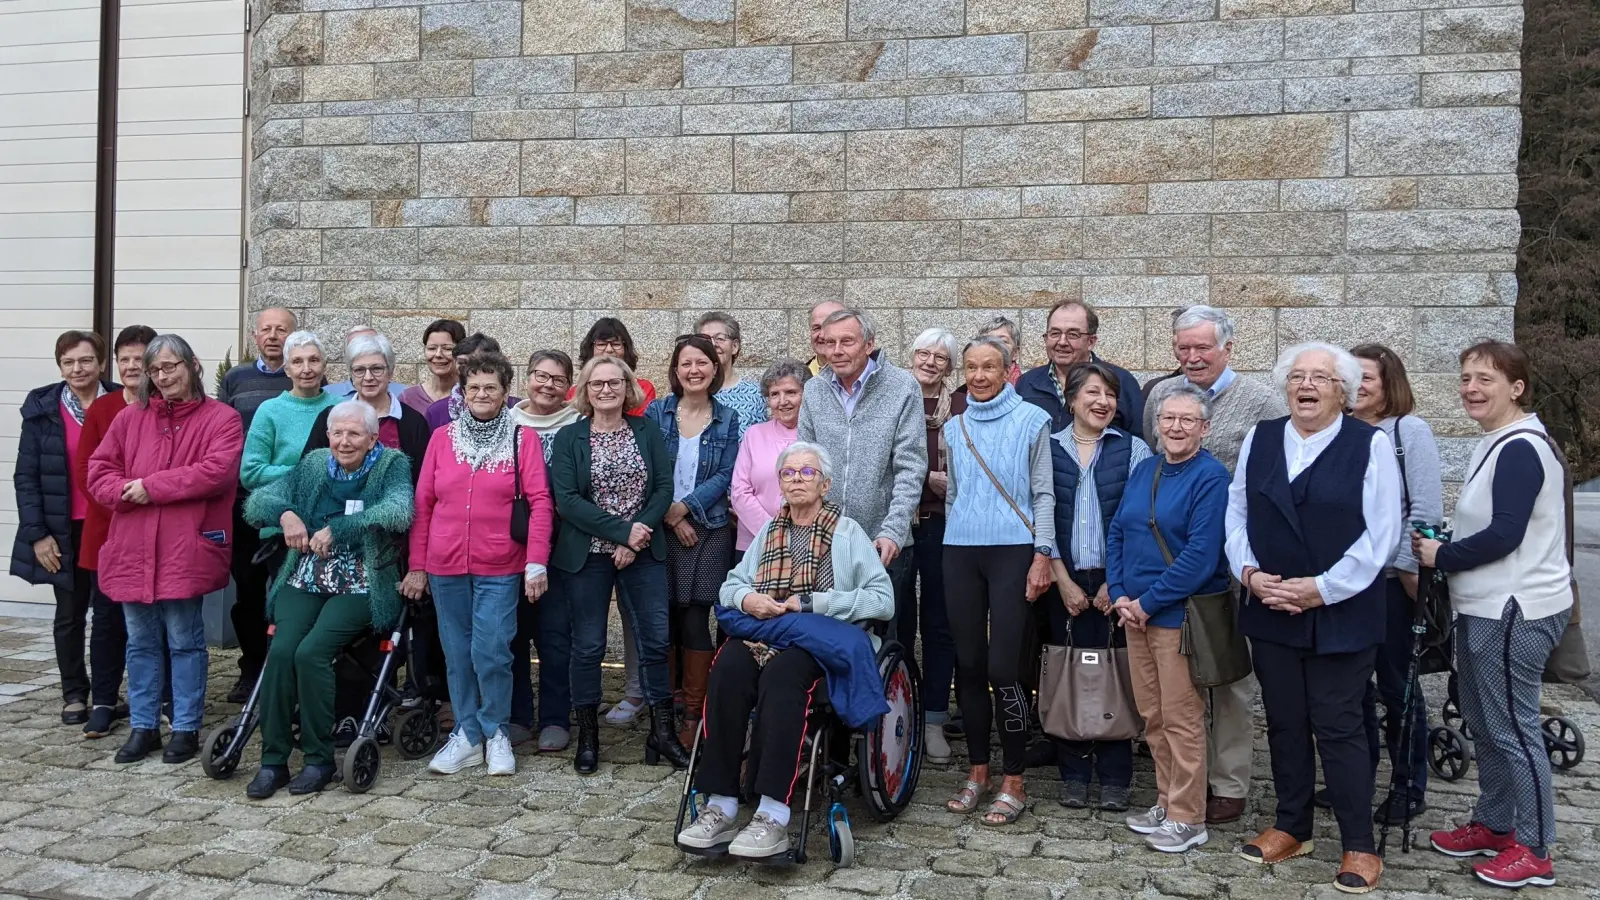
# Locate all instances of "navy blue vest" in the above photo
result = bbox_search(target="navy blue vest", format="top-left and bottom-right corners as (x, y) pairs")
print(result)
(1051, 431), (1134, 564)
(1238, 416), (1385, 653)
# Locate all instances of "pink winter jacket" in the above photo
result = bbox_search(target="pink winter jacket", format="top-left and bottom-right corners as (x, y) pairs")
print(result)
(410, 423), (555, 577)
(88, 395), (244, 603)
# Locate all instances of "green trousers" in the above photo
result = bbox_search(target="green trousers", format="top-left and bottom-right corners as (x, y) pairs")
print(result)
(261, 586), (371, 767)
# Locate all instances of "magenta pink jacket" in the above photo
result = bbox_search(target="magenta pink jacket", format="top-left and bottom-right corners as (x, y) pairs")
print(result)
(87, 395), (244, 604)
(410, 424), (555, 576)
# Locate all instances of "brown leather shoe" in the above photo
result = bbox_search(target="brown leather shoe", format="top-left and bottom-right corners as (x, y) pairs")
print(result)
(1240, 828), (1315, 865)
(1334, 851), (1383, 894)
(1206, 795), (1246, 824)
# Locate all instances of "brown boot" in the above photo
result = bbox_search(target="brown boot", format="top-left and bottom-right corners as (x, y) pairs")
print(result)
(677, 649), (714, 747)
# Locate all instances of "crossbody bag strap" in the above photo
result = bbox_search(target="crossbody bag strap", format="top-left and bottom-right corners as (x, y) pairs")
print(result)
(1146, 462), (1175, 566)
(1393, 416), (1412, 522)
(512, 426), (524, 501)
(958, 414), (1034, 537)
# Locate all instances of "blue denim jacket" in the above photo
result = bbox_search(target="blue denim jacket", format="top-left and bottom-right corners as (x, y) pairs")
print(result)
(644, 395), (741, 529)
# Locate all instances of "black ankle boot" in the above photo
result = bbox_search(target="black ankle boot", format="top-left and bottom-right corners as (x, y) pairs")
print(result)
(644, 700), (691, 769)
(114, 727), (162, 764)
(574, 706), (600, 776)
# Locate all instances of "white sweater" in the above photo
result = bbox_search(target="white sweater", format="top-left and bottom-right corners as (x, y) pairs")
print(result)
(1449, 416), (1573, 621)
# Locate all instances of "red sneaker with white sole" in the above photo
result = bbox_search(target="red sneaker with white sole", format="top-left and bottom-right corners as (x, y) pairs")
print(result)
(1474, 845), (1556, 889)
(1431, 822), (1517, 858)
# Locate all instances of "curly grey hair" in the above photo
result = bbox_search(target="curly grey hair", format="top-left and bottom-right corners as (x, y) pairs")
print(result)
(760, 359), (810, 395)
(1273, 341), (1363, 409)
(327, 399), (379, 435)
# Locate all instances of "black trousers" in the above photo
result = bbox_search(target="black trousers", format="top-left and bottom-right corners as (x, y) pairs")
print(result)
(229, 504), (269, 678)
(1255, 638), (1378, 852)
(695, 641), (824, 805)
(52, 520), (113, 705)
(945, 544), (1035, 775)
(1043, 569), (1133, 788)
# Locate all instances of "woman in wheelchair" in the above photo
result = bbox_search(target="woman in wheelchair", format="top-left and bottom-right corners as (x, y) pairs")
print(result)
(241, 400), (415, 798)
(675, 442), (893, 860)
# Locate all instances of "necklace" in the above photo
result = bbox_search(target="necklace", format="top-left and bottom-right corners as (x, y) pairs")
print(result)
(1071, 428), (1100, 445)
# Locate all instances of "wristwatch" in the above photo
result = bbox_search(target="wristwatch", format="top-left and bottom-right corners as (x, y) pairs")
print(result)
(1034, 545), (1053, 558)
(796, 592), (814, 612)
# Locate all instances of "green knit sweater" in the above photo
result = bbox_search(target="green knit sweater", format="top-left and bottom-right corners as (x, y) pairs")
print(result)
(244, 448), (415, 630)
(241, 390), (340, 493)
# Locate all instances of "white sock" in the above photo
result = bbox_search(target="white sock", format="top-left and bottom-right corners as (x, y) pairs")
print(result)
(757, 795), (791, 827)
(706, 794), (738, 818)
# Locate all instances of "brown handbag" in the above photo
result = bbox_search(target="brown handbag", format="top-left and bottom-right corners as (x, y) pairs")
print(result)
(1038, 625), (1143, 742)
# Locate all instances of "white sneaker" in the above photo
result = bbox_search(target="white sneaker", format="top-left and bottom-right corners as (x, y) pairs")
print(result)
(925, 717), (952, 764)
(605, 697), (643, 725)
(1146, 819), (1208, 853)
(428, 730), (483, 774)
(677, 805), (740, 849)
(728, 812), (789, 859)
(485, 731), (515, 776)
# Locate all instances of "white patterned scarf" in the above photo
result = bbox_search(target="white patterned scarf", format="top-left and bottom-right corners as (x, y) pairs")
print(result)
(450, 407), (516, 472)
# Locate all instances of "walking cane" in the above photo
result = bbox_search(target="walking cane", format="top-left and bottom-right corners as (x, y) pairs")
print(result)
(1379, 556), (1438, 857)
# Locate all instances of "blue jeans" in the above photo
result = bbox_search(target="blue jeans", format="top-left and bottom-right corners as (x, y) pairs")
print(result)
(123, 598), (207, 732)
(429, 573), (520, 745)
(901, 516), (955, 716)
(1362, 576), (1429, 801)
(562, 553), (671, 708)
(511, 587), (572, 731)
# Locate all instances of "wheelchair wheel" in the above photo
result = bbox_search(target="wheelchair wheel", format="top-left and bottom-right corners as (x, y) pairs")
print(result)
(343, 735), (382, 793)
(859, 642), (922, 823)
(828, 804), (855, 867)
(200, 722), (242, 780)
(394, 708), (441, 760)
(1543, 716), (1585, 771)
(1429, 725), (1471, 781)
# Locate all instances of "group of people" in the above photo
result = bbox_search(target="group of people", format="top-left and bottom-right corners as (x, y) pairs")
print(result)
(12, 299), (1575, 890)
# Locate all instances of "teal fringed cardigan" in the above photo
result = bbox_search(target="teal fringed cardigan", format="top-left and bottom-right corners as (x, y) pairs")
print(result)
(243, 448), (414, 630)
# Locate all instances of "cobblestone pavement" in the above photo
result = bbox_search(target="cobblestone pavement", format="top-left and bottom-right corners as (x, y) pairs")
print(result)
(3, 615), (1600, 900)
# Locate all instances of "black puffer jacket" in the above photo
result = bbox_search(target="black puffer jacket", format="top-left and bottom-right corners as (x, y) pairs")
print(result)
(10, 380), (117, 588)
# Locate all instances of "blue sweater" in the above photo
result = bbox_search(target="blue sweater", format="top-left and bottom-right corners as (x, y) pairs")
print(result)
(714, 606), (889, 729)
(1107, 451), (1231, 628)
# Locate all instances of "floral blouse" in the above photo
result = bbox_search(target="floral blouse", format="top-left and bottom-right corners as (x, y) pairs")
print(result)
(588, 427), (648, 553)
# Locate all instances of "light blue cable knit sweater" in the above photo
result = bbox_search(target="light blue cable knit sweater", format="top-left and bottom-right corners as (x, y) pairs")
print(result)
(942, 385), (1056, 548)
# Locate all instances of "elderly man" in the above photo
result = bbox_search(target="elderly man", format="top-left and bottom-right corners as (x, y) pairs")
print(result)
(1225, 342), (1401, 894)
(1017, 301), (1144, 438)
(217, 307), (297, 702)
(804, 299), (845, 376)
(798, 307), (926, 644)
(1143, 305), (1287, 825)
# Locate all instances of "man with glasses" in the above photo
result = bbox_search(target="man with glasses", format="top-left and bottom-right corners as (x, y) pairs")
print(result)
(1017, 301), (1145, 439)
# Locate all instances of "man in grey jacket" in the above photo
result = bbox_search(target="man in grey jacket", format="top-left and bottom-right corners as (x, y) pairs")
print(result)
(798, 308), (927, 642)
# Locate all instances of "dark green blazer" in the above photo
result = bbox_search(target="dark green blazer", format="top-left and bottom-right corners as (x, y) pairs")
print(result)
(548, 415), (672, 574)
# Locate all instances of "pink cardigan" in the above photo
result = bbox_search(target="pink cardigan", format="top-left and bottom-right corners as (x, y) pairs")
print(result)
(411, 424), (555, 576)
(730, 419), (798, 551)
(87, 395), (244, 603)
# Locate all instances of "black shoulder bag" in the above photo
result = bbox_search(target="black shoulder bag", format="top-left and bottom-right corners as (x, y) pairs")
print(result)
(510, 427), (529, 545)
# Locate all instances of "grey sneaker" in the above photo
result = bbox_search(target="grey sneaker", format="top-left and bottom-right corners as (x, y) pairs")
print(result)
(1145, 819), (1208, 853)
(677, 805), (740, 850)
(1059, 781), (1090, 808)
(924, 717), (952, 764)
(728, 812), (789, 859)
(538, 725), (570, 752)
(1126, 805), (1167, 835)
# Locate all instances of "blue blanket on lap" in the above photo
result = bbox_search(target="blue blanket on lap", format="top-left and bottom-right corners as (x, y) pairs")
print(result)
(714, 607), (889, 730)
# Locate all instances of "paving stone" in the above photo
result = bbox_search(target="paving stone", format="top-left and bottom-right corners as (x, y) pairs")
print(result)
(541, 861), (635, 894)
(315, 865), (400, 895)
(181, 852), (265, 880)
(245, 858), (332, 887)
(473, 854), (545, 882)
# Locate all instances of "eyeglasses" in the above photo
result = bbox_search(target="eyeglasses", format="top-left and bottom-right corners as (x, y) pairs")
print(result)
(1287, 372), (1340, 388)
(699, 332), (734, 346)
(531, 371), (570, 388)
(424, 344), (456, 356)
(149, 361), (185, 376)
(463, 384), (504, 397)
(59, 357), (99, 371)
(1158, 414), (1205, 429)
(592, 339), (625, 353)
(1046, 329), (1095, 343)
(913, 349), (951, 367)
(779, 466), (822, 482)
(588, 378), (624, 393)
(350, 365), (389, 379)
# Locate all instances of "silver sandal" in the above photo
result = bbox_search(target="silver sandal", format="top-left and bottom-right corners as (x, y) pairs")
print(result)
(947, 779), (987, 813)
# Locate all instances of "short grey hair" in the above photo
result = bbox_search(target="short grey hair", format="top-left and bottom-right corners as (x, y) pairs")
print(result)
(283, 330), (325, 360)
(776, 441), (833, 481)
(1172, 305), (1236, 346)
(977, 315), (1022, 354)
(820, 307), (876, 345)
(138, 334), (205, 406)
(1157, 383), (1214, 422)
(252, 308), (297, 330)
(327, 399), (379, 435)
(963, 334), (1013, 370)
(760, 359), (810, 395)
(1273, 341), (1363, 408)
(346, 333), (395, 370)
(911, 327), (960, 374)
(694, 310), (741, 343)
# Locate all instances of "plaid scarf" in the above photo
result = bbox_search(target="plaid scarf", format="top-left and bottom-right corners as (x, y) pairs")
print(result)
(752, 501), (840, 601)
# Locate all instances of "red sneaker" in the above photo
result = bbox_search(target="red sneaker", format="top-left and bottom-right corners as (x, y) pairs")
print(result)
(1430, 822), (1517, 858)
(1474, 845), (1556, 889)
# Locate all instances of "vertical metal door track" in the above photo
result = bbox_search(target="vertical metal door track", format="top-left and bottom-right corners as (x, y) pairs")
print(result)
(91, 0), (121, 341)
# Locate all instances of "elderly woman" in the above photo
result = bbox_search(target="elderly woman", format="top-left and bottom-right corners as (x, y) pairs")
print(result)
(645, 335), (741, 746)
(400, 318), (466, 414)
(906, 327), (963, 764)
(1049, 361), (1154, 812)
(12, 330), (114, 728)
(1109, 386), (1230, 852)
(731, 360), (809, 559)
(697, 311), (767, 438)
(1419, 341), (1573, 889)
(942, 336), (1055, 826)
(88, 334), (244, 765)
(403, 353), (556, 778)
(1346, 343), (1442, 825)
(1225, 342), (1401, 893)
(676, 442), (893, 859)
(308, 334), (429, 481)
(241, 332), (338, 494)
(574, 318), (656, 416)
(240, 401), (414, 797)
(549, 356), (689, 773)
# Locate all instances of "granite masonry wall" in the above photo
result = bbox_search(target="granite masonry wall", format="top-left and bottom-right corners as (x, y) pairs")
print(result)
(245, 0), (1525, 481)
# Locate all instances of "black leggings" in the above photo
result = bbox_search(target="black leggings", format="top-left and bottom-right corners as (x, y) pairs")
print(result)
(696, 642), (824, 804)
(944, 544), (1035, 776)
(671, 605), (715, 652)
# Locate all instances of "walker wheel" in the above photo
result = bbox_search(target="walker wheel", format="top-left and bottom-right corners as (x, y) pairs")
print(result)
(200, 724), (241, 780)
(828, 806), (854, 867)
(1543, 716), (1585, 771)
(394, 708), (441, 760)
(343, 735), (382, 793)
(1429, 726), (1471, 782)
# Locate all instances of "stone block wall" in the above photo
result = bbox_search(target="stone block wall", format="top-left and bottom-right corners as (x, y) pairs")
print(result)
(246, 0), (1524, 480)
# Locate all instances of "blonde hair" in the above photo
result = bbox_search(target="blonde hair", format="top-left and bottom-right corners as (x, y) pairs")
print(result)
(570, 355), (646, 417)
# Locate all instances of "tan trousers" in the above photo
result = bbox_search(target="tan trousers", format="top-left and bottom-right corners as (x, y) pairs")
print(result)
(1127, 624), (1208, 826)
(1206, 669), (1257, 799)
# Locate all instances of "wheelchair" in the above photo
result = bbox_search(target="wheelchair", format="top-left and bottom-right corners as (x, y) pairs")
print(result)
(200, 605), (444, 792)
(673, 638), (923, 867)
